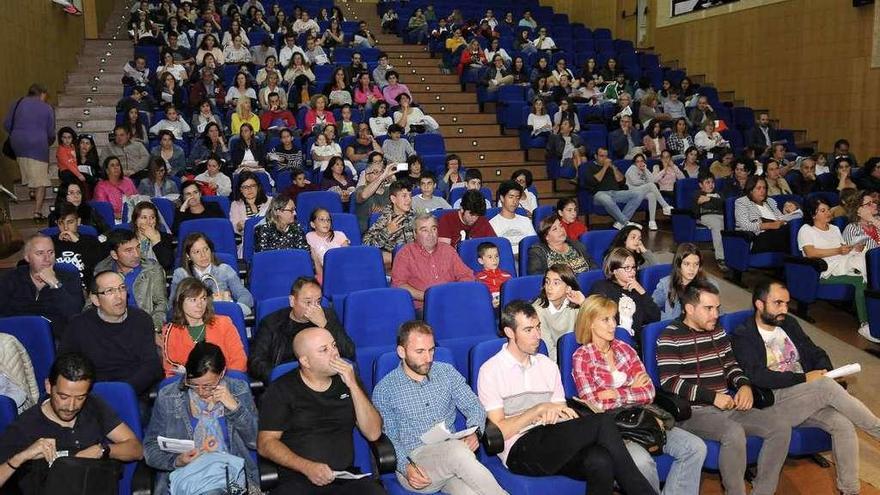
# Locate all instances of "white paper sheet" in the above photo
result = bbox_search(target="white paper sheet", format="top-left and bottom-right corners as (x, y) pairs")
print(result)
(419, 422), (478, 445)
(824, 363), (861, 380)
(157, 436), (195, 454)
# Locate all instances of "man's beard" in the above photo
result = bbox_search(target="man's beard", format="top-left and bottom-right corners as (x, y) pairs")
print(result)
(759, 309), (785, 327)
(405, 358), (432, 376)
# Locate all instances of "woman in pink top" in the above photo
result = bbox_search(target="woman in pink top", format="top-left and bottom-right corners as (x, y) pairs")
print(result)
(651, 149), (685, 193)
(353, 72), (385, 110)
(641, 121), (667, 158)
(305, 207), (350, 282)
(303, 94), (337, 137)
(93, 155), (137, 220)
(381, 71), (412, 105)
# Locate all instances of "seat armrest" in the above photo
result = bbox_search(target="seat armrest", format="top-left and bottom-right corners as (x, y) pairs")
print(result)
(784, 255), (828, 272)
(721, 230), (756, 242)
(654, 390), (692, 422)
(259, 457), (280, 491)
(369, 434), (397, 474)
(481, 420), (505, 456)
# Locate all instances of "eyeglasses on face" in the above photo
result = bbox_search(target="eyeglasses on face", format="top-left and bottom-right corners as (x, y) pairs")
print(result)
(615, 265), (637, 272)
(96, 284), (128, 296)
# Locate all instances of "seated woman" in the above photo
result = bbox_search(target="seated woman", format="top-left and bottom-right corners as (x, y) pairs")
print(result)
(680, 146), (701, 178)
(93, 156), (137, 222)
(266, 128), (305, 171)
(532, 263), (585, 362)
(624, 153), (674, 231)
(641, 120), (666, 159)
(150, 129), (187, 176)
(48, 181), (109, 234)
(572, 294), (706, 494)
(790, 156), (823, 196)
(652, 243), (713, 321)
(510, 169), (538, 214)
(651, 150), (685, 195)
(556, 197), (587, 240)
(230, 99), (261, 136)
(734, 175), (790, 253)
(253, 193), (309, 252)
(527, 215), (596, 275)
(194, 155), (232, 197)
(798, 196), (870, 340)
(666, 117), (694, 158)
(306, 207), (351, 283)
(160, 277), (247, 377)
(190, 122), (230, 166)
(319, 156), (356, 204)
(303, 94), (336, 137)
(172, 180), (226, 234)
(311, 132), (343, 172)
(144, 342), (258, 495)
(131, 201), (174, 272)
(230, 122), (268, 175)
(765, 160), (792, 196)
(138, 158), (179, 198)
(843, 190), (880, 251)
(171, 233), (255, 316)
(833, 157), (858, 192)
(722, 158), (754, 198)
(589, 247), (661, 344)
(230, 170), (271, 236)
(526, 98), (552, 137)
(607, 225), (660, 267)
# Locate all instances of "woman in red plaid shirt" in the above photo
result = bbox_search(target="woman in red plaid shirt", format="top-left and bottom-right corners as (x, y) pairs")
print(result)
(571, 295), (706, 494)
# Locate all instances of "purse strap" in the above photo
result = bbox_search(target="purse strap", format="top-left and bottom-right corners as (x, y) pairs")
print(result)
(7, 98), (23, 133)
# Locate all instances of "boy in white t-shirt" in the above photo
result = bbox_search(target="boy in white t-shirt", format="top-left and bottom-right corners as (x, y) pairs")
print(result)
(489, 181), (536, 257)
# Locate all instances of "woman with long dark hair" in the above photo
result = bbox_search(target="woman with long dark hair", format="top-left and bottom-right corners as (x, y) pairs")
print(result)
(652, 243), (712, 320)
(47, 181), (109, 234)
(131, 200), (174, 271)
(230, 170), (271, 235)
(171, 233), (254, 315)
(93, 156), (137, 221)
(532, 263), (585, 361)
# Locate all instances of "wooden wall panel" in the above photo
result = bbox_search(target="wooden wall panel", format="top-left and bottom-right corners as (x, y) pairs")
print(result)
(544, 0), (880, 157)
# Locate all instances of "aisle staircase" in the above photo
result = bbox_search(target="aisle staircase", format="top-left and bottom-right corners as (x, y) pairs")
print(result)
(9, 0), (133, 220)
(343, 2), (571, 204)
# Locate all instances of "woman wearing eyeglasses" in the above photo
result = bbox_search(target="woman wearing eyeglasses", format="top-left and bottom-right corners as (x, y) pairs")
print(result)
(160, 277), (247, 378)
(588, 247), (661, 348)
(144, 341), (259, 494)
(253, 192), (309, 253)
(843, 190), (880, 251)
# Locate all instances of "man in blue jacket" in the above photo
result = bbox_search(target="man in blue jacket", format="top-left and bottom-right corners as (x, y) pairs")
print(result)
(731, 279), (880, 495)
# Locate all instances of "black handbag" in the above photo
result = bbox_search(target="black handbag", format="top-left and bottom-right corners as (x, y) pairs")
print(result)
(614, 406), (667, 455)
(19, 456), (122, 495)
(2, 98), (22, 160)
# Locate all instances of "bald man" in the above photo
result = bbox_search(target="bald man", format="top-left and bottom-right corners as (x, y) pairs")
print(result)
(257, 328), (386, 495)
(0, 233), (84, 339)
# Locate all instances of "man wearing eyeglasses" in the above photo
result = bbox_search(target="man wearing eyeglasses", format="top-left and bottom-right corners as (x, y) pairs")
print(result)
(0, 233), (84, 340)
(60, 270), (163, 397)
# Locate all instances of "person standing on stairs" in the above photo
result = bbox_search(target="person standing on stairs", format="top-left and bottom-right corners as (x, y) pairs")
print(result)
(3, 83), (55, 223)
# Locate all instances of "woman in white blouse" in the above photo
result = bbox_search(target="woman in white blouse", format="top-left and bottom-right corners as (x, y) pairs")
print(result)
(311, 132), (342, 171)
(527, 98), (552, 136)
(625, 153), (673, 230)
(225, 72), (257, 107)
(369, 101), (393, 137)
(694, 120), (729, 160)
(484, 39), (511, 66)
(222, 20), (250, 48)
(223, 34), (252, 64)
(157, 49), (187, 83)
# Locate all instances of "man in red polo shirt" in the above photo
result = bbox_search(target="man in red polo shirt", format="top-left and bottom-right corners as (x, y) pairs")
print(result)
(437, 189), (496, 248)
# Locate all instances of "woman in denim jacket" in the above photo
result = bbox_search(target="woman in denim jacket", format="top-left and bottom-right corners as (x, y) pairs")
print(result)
(144, 342), (259, 494)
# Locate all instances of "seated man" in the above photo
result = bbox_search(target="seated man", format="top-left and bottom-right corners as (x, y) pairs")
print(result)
(411, 172), (452, 215)
(438, 189), (496, 248)
(249, 277), (355, 383)
(477, 301), (656, 493)
(731, 280), (880, 495)
(0, 233), (84, 340)
(0, 353), (143, 492)
(60, 271), (163, 396)
(608, 115), (643, 160)
(51, 202), (105, 285)
(257, 327), (385, 494)
(363, 180), (416, 266)
(373, 321), (506, 494)
(94, 229), (167, 332)
(451, 169), (491, 210)
(658, 280), (792, 495)
(580, 146), (646, 229)
(488, 181), (536, 257)
(391, 214), (474, 311)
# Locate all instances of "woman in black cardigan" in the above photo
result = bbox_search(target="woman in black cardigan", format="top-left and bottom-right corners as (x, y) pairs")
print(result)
(527, 215), (595, 275)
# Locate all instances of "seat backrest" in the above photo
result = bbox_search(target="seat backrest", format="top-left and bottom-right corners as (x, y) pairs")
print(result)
(0, 396), (16, 434)
(468, 337), (548, 393)
(91, 381), (143, 495)
(372, 347), (455, 390)
(212, 302), (249, 353)
(202, 195), (231, 217)
(176, 218), (237, 262)
(87, 201), (116, 227)
(576, 269), (605, 294)
(249, 249), (314, 302)
(718, 310), (752, 336)
(532, 205), (555, 230)
(500, 274), (543, 309)
(673, 177), (699, 210)
(343, 288), (415, 348)
(638, 264), (672, 296)
(457, 237), (516, 274)
(269, 360), (300, 383)
(518, 234), (539, 275)
(329, 212), (362, 246)
(254, 296), (290, 334)
(322, 246), (387, 300)
(424, 282), (496, 339)
(0, 316), (55, 396)
(640, 319), (673, 386)
(724, 196), (737, 231)
(241, 215), (264, 264)
(296, 191), (344, 230)
(579, 229), (617, 264)
(152, 197), (176, 229)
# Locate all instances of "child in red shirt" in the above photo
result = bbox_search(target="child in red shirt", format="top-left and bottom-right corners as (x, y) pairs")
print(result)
(474, 242), (512, 308)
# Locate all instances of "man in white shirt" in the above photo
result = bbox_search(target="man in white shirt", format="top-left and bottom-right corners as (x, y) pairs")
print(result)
(411, 172), (452, 214)
(278, 32), (306, 68)
(532, 27), (556, 52)
(488, 181), (536, 257)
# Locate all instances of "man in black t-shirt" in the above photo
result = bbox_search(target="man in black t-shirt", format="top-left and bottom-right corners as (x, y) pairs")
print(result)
(257, 327), (386, 494)
(0, 353), (143, 493)
(51, 202), (106, 286)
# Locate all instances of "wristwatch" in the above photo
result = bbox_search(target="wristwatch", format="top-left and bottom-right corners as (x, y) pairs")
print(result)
(100, 442), (111, 460)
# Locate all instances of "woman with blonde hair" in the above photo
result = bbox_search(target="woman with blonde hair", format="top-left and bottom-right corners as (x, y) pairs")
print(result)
(572, 294), (706, 494)
(231, 98), (260, 136)
(160, 277), (247, 377)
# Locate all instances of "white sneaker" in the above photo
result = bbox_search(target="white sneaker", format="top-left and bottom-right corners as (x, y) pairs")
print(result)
(613, 222), (625, 230)
(858, 323), (880, 344)
(662, 205), (673, 216)
(648, 221), (658, 230)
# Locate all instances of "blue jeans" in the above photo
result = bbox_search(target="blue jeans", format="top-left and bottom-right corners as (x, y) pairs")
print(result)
(593, 189), (647, 224)
(626, 426), (707, 495)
